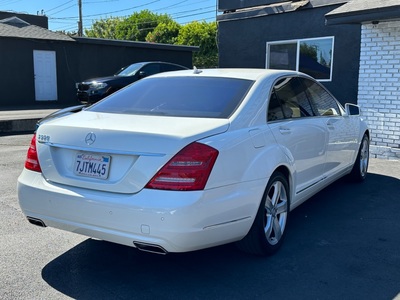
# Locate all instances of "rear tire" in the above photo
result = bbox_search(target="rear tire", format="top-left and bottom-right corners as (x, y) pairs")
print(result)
(349, 134), (369, 182)
(236, 172), (289, 256)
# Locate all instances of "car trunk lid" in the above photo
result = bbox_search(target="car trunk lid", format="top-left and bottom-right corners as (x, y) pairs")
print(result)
(36, 111), (229, 193)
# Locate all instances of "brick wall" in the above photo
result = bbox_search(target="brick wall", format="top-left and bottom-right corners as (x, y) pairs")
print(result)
(358, 21), (400, 160)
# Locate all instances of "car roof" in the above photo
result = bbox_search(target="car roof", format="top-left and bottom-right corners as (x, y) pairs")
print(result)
(148, 68), (304, 81)
(140, 61), (188, 67)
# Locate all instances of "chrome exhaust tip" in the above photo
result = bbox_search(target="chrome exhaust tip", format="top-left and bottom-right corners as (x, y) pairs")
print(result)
(27, 217), (46, 227)
(133, 242), (168, 255)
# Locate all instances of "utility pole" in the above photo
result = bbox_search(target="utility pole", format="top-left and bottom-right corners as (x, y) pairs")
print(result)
(78, 0), (83, 36)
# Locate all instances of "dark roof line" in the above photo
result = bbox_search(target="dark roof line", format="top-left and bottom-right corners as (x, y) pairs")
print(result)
(326, 0), (400, 25)
(74, 37), (199, 52)
(0, 17), (74, 41)
(217, 0), (347, 22)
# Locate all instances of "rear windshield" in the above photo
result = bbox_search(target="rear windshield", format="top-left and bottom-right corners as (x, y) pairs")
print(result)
(88, 76), (254, 118)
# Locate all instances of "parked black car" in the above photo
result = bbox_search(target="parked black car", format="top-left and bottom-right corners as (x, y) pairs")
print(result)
(76, 61), (189, 104)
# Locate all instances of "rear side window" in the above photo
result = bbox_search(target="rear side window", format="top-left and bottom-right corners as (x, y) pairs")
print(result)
(268, 91), (286, 121)
(268, 77), (314, 121)
(302, 78), (340, 116)
(89, 77), (254, 118)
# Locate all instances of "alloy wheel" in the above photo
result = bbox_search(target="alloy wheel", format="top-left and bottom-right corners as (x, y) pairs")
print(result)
(264, 180), (288, 245)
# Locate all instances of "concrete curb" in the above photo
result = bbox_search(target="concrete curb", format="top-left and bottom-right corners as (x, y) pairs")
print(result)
(0, 107), (60, 135)
(0, 118), (40, 134)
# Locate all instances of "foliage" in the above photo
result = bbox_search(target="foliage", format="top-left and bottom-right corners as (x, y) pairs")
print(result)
(85, 17), (122, 39)
(84, 11), (218, 68)
(176, 21), (218, 68)
(114, 10), (173, 42)
(146, 21), (181, 44)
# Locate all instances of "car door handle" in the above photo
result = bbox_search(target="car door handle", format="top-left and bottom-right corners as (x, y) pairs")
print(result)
(326, 118), (339, 126)
(279, 127), (291, 135)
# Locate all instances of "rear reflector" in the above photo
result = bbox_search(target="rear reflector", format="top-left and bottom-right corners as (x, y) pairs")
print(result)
(145, 142), (219, 191)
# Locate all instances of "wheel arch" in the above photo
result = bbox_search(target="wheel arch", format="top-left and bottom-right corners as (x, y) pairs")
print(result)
(271, 165), (293, 209)
(364, 129), (370, 141)
(251, 164), (293, 216)
(353, 128), (370, 163)
(236, 164), (292, 255)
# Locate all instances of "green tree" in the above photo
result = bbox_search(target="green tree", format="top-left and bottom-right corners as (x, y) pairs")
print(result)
(115, 10), (173, 42)
(85, 17), (122, 39)
(176, 21), (218, 68)
(84, 11), (219, 68)
(146, 21), (181, 44)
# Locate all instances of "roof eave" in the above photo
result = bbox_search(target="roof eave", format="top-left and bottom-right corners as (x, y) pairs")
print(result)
(217, 1), (305, 22)
(326, 6), (400, 25)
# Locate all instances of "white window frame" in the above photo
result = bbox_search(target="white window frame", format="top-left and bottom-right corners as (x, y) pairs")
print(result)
(266, 36), (335, 82)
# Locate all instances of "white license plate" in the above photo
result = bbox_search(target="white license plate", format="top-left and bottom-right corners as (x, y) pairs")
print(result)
(74, 152), (111, 179)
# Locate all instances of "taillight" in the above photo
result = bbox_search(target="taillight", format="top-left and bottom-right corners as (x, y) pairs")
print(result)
(25, 134), (42, 172)
(145, 142), (219, 191)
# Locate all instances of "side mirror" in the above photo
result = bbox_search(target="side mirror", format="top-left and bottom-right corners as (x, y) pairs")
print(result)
(345, 103), (360, 116)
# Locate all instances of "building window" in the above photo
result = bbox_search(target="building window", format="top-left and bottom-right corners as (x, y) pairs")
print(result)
(266, 37), (334, 82)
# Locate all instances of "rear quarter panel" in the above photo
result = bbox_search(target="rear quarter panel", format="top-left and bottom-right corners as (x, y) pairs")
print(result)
(201, 125), (293, 214)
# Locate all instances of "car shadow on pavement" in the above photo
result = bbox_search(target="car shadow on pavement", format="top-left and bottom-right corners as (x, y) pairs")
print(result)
(41, 173), (400, 300)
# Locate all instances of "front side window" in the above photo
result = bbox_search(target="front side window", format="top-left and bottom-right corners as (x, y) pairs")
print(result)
(266, 37), (334, 81)
(89, 76), (254, 118)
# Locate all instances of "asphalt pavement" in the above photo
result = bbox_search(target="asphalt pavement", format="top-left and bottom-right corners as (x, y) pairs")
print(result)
(1, 134), (400, 299)
(1, 109), (399, 298)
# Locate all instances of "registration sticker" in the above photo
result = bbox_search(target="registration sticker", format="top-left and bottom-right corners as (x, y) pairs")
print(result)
(74, 152), (111, 179)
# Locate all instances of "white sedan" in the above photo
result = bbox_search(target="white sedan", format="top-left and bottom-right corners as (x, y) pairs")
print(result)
(18, 69), (369, 255)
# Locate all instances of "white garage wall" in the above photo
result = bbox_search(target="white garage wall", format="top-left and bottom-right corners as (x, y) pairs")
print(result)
(358, 21), (400, 159)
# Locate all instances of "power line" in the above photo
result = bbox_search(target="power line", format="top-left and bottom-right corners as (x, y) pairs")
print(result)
(49, 0), (161, 18)
(0, 0), (21, 5)
(152, 0), (189, 11)
(50, 3), (77, 16)
(46, 0), (74, 14)
(50, 4), (216, 21)
(47, 0), (217, 32)
(84, 0), (119, 3)
(170, 6), (215, 17)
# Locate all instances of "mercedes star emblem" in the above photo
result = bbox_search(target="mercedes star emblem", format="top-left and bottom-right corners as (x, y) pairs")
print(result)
(85, 132), (96, 145)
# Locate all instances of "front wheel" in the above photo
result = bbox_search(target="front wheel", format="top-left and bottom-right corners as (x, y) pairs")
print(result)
(349, 133), (369, 182)
(236, 172), (290, 256)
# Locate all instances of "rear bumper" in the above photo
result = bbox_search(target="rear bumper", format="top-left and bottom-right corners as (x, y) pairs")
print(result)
(17, 169), (266, 253)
